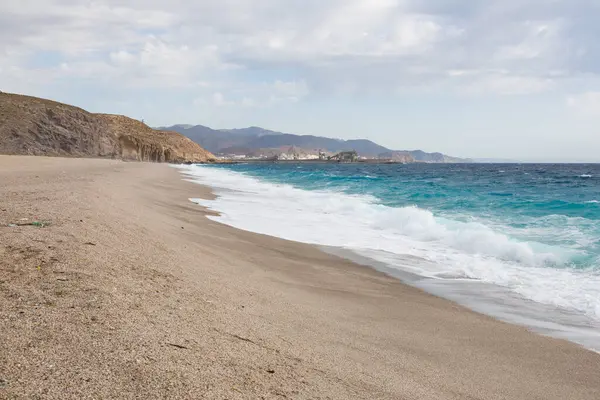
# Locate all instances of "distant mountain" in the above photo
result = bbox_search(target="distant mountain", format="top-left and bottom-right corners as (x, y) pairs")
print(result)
(160, 124), (470, 163)
(160, 124), (250, 155)
(169, 124), (195, 130)
(345, 139), (391, 156)
(220, 134), (389, 157)
(378, 151), (416, 163)
(220, 126), (281, 137)
(406, 150), (468, 163)
(378, 150), (469, 163)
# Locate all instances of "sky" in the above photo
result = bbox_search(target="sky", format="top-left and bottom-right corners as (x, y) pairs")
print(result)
(1, 1), (600, 161)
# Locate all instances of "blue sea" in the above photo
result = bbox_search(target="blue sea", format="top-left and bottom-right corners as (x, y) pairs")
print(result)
(181, 162), (600, 351)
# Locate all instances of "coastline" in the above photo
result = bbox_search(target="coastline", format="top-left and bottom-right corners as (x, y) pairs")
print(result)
(320, 246), (600, 353)
(181, 162), (600, 353)
(2, 155), (600, 399)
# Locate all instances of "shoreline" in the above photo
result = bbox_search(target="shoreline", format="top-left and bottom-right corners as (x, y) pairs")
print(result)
(182, 163), (600, 353)
(319, 246), (600, 353)
(2, 155), (600, 399)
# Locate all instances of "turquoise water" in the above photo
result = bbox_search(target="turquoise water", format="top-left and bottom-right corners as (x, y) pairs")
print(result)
(182, 162), (600, 345)
(213, 162), (600, 267)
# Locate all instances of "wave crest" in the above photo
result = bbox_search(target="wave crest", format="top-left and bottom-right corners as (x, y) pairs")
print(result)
(181, 164), (600, 321)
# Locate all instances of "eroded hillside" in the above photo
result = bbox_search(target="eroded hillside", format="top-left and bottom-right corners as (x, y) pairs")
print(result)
(0, 92), (214, 163)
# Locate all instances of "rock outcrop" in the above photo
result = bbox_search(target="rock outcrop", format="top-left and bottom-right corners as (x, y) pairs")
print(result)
(0, 92), (214, 163)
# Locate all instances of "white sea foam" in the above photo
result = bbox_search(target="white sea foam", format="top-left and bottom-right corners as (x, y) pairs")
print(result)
(579, 174), (593, 178)
(180, 165), (600, 324)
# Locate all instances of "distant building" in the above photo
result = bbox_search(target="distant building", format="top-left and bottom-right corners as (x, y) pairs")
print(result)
(331, 151), (358, 162)
(276, 153), (295, 160)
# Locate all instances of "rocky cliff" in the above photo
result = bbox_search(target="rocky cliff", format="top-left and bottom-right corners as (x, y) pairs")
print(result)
(0, 92), (214, 163)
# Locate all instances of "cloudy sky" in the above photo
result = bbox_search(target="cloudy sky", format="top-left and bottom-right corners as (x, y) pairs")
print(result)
(1, 0), (599, 161)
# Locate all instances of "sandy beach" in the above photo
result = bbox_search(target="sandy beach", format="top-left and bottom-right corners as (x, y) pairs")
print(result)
(1, 156), (599, 400)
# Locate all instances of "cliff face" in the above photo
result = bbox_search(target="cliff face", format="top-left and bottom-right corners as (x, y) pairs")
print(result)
(0, 93), (214, 163)
(97, 114), (214, 163)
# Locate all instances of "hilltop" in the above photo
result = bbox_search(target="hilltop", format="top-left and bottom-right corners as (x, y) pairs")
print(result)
(160, 124), (469, 163)
(0, 93), (214, 163)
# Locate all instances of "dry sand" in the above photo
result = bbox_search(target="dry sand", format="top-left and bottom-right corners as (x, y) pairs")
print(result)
(1, 155), (599, 400)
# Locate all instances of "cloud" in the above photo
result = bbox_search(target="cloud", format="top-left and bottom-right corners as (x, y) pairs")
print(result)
(1, 0), (599, 101)
(211, 92), (234, 107)
(457, 72), (554, 95)
(271, 80), (310, 102)
(194, 79), (310, 109)
(0, 1), (174, 54)
(567, 92), (600, 116)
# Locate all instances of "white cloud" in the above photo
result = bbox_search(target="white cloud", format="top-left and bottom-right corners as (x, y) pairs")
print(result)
(241, 97), (256, 108)
(193, 79), (310, 109)
(460, 73), (553, 95)
(567, 92), (600, 116)
(212, 92), (235, 107)
(0, 2), (175, 55)
(494, 21), (564, 61)
(0, 0), (599, 99)
(271, 80), (310, 102)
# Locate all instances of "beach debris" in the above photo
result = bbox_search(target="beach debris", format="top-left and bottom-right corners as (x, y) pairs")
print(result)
(213, 328), (257, 345)
(56, 277), (69, 282)
(266, 369), (275, 374)
(31, 221), (50, 227)
(84, 242), (97, 246)
(166, 342), (189, 350)
(11, 220), (52, 227)
(230, 333), (255, 344)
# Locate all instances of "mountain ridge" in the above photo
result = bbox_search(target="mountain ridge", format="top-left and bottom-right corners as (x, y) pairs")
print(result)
(159, 124), (470, 163)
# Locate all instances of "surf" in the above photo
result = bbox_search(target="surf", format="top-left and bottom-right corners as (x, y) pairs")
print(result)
(179, 163), (600, 351)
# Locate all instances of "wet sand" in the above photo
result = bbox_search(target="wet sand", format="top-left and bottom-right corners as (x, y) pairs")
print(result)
(1, 155), (599, 399)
